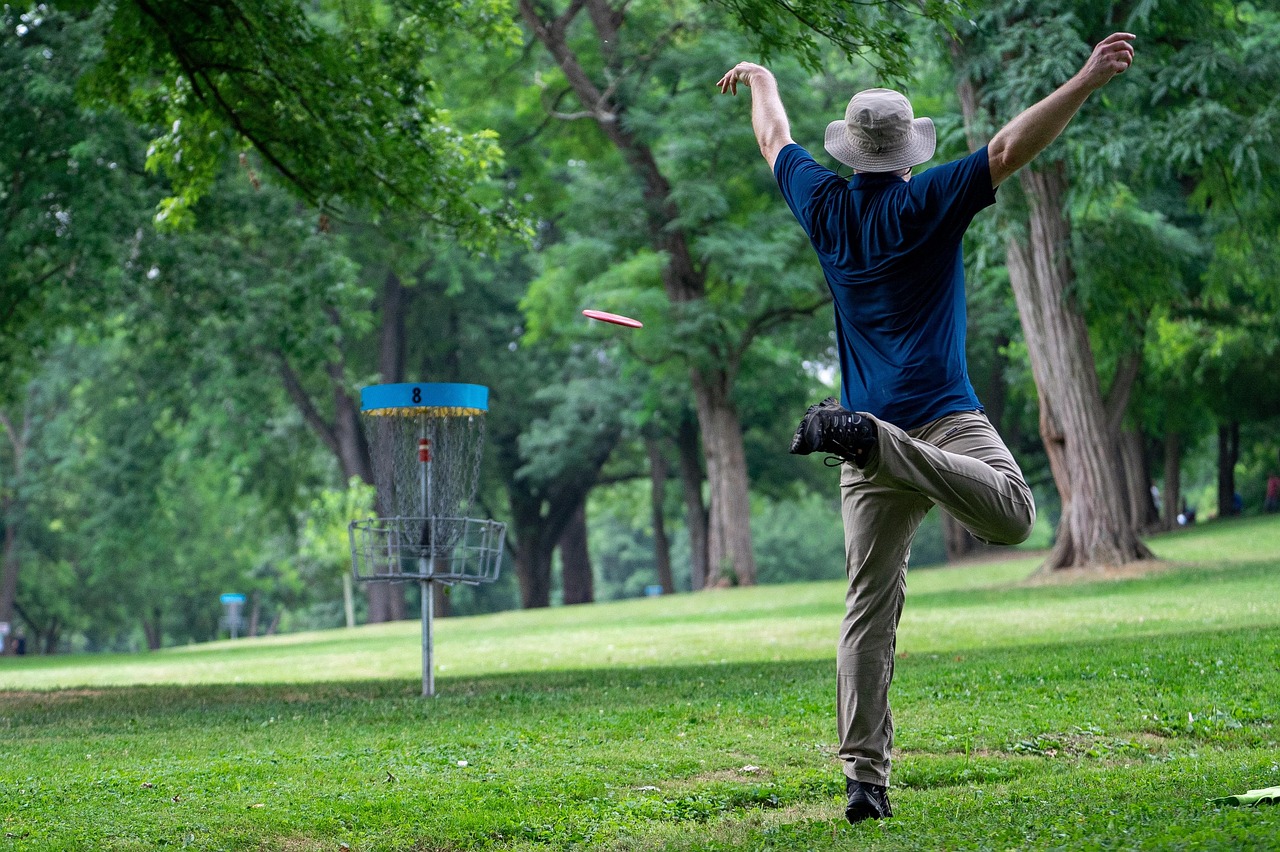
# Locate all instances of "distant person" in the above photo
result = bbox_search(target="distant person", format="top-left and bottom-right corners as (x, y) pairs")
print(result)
(718, 32), (1134, 823)
(1232, 491), (1244, 516)
(1265, 473), (1279, 514)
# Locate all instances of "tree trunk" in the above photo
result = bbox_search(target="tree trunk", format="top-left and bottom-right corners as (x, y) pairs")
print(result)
(0, 408), (30, 653)
(511, 489), (556, 609)
(1162, 431), (1182, 530)
(692, 369), (756, 587)
(247, 591), (261, 638)
(432, 581), (450, 618)
(142, 606), (162, 651)
(647, 437), (675, 594)
(1217, 421), (1240, 518)
(1118, 429), (1158, 531)
(0, 518), (18, 656)
(284, 303), (399, 616)
(942, 512), (995, 562)
(559, 501), (594, 605)
(675, 413), (709, 591)
(519, 0), (756, 588)
(378, 269), (407, 387)
(41, 617), (60, 654)
(1005, 164), (1152, 569)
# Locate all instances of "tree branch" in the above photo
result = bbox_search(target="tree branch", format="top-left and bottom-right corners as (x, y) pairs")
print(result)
(276, 353), (341, 459)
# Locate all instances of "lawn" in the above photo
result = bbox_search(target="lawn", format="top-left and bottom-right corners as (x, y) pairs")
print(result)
(2, 515), (1278, 850)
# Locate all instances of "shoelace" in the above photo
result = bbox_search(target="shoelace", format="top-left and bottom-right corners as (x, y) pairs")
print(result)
(821, 413), (867, 465)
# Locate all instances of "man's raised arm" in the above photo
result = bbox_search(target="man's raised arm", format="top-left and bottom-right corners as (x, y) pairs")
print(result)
(717, 62), (795, 170)
(987, 32), (1135, 187)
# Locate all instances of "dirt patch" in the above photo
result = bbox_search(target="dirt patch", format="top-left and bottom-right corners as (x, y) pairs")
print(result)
(0, 688), (107, 706)
(1021, 559), (1178, 586)
(686, 764), (774, 784)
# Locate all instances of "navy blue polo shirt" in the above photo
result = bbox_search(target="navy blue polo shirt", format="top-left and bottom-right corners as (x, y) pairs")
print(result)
(775, 143), (997, 430)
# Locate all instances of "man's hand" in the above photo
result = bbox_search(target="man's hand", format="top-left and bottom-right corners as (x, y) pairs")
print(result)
(988, 31), (1137, 186)
(1074, 32), (1136, 91)
(717, 62), (770, 95)
(717, 61), (793, 168)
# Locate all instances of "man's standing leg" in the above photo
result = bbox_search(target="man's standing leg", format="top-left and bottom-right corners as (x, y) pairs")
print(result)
(837, 463), (930, 820)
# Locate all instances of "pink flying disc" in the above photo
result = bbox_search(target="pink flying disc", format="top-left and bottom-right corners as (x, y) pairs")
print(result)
(582, 309), (643, 329)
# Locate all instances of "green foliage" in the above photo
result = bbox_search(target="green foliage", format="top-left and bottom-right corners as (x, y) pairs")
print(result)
(71, 0), (526, 242)
(711, 0), (962, 77)
(298, 478), (375, 589)
(0, 4), (155, 382)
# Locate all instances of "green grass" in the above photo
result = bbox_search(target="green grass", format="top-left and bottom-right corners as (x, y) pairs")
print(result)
(2, 516), (1279, 850)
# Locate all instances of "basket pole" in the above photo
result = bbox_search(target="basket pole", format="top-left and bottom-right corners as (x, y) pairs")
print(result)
(421, 577), (435, 697)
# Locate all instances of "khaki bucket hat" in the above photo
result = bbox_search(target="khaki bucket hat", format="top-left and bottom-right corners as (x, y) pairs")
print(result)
(824, 88), (936, 172)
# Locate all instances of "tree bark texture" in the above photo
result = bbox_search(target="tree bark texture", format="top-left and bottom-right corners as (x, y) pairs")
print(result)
(676, 412), (709, 590)
(691, 369), (756, 586)
(1162, 432), (1183, 530)
(558, 500), (595, 605)
(1217, 421), (1240, 518)
(647, 437), (675, 594)
(519, 0), (756, 587)
(1005, 164), (1153, 569)
(1119, 429), (1158, 531)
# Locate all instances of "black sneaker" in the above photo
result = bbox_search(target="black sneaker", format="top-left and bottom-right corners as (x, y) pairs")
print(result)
(789, 397), (877, 466)
(845, 776), (892, 824)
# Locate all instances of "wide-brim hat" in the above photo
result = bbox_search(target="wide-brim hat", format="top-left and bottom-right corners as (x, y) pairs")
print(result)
(824, 88), (936, 173)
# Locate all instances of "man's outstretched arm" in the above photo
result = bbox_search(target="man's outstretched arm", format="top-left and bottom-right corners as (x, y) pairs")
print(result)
(987, 32), (1135, 187)
(717, 62), (795, 170)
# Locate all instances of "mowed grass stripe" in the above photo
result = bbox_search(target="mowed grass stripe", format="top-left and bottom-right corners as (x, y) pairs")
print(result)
(0, 516), (1277, 850)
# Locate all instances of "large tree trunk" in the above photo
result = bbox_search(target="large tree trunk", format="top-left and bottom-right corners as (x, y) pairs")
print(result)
(1119, 429), (1158, 531)
(1217, 421), (1240, 518)
(519, 0), (756, 588)
(675, 412), (709, 590)
(691, 370), (756, 587)
(503, 418), (618, 608)
(1005, 165), (1152, 569)
(511, 489), (556, 608)
(647, 437), (675, 594)
(559, 501), (594, 605)
(279, 272), (409, 622)
(1162, 431), (1183, 530)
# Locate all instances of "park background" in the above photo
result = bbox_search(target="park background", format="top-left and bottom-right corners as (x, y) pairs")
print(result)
(2, 0), (1277, 653)
(2, 1), (1280, 849)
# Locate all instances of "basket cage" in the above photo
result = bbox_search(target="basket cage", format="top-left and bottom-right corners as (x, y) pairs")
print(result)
(349, 515), (505, 584)
(352, 385), (504, 585)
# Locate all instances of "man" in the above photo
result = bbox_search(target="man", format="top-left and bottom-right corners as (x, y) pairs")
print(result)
(717, 32), (1135, 823)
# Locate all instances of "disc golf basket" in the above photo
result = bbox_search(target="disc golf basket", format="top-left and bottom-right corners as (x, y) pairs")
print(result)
(349, 383), (505, 696)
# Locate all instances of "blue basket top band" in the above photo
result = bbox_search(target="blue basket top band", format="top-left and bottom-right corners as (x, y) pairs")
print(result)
(360, 383), (489, 413)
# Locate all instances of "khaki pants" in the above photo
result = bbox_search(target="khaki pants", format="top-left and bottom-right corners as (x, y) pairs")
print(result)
(837, 410), (1035, 785)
